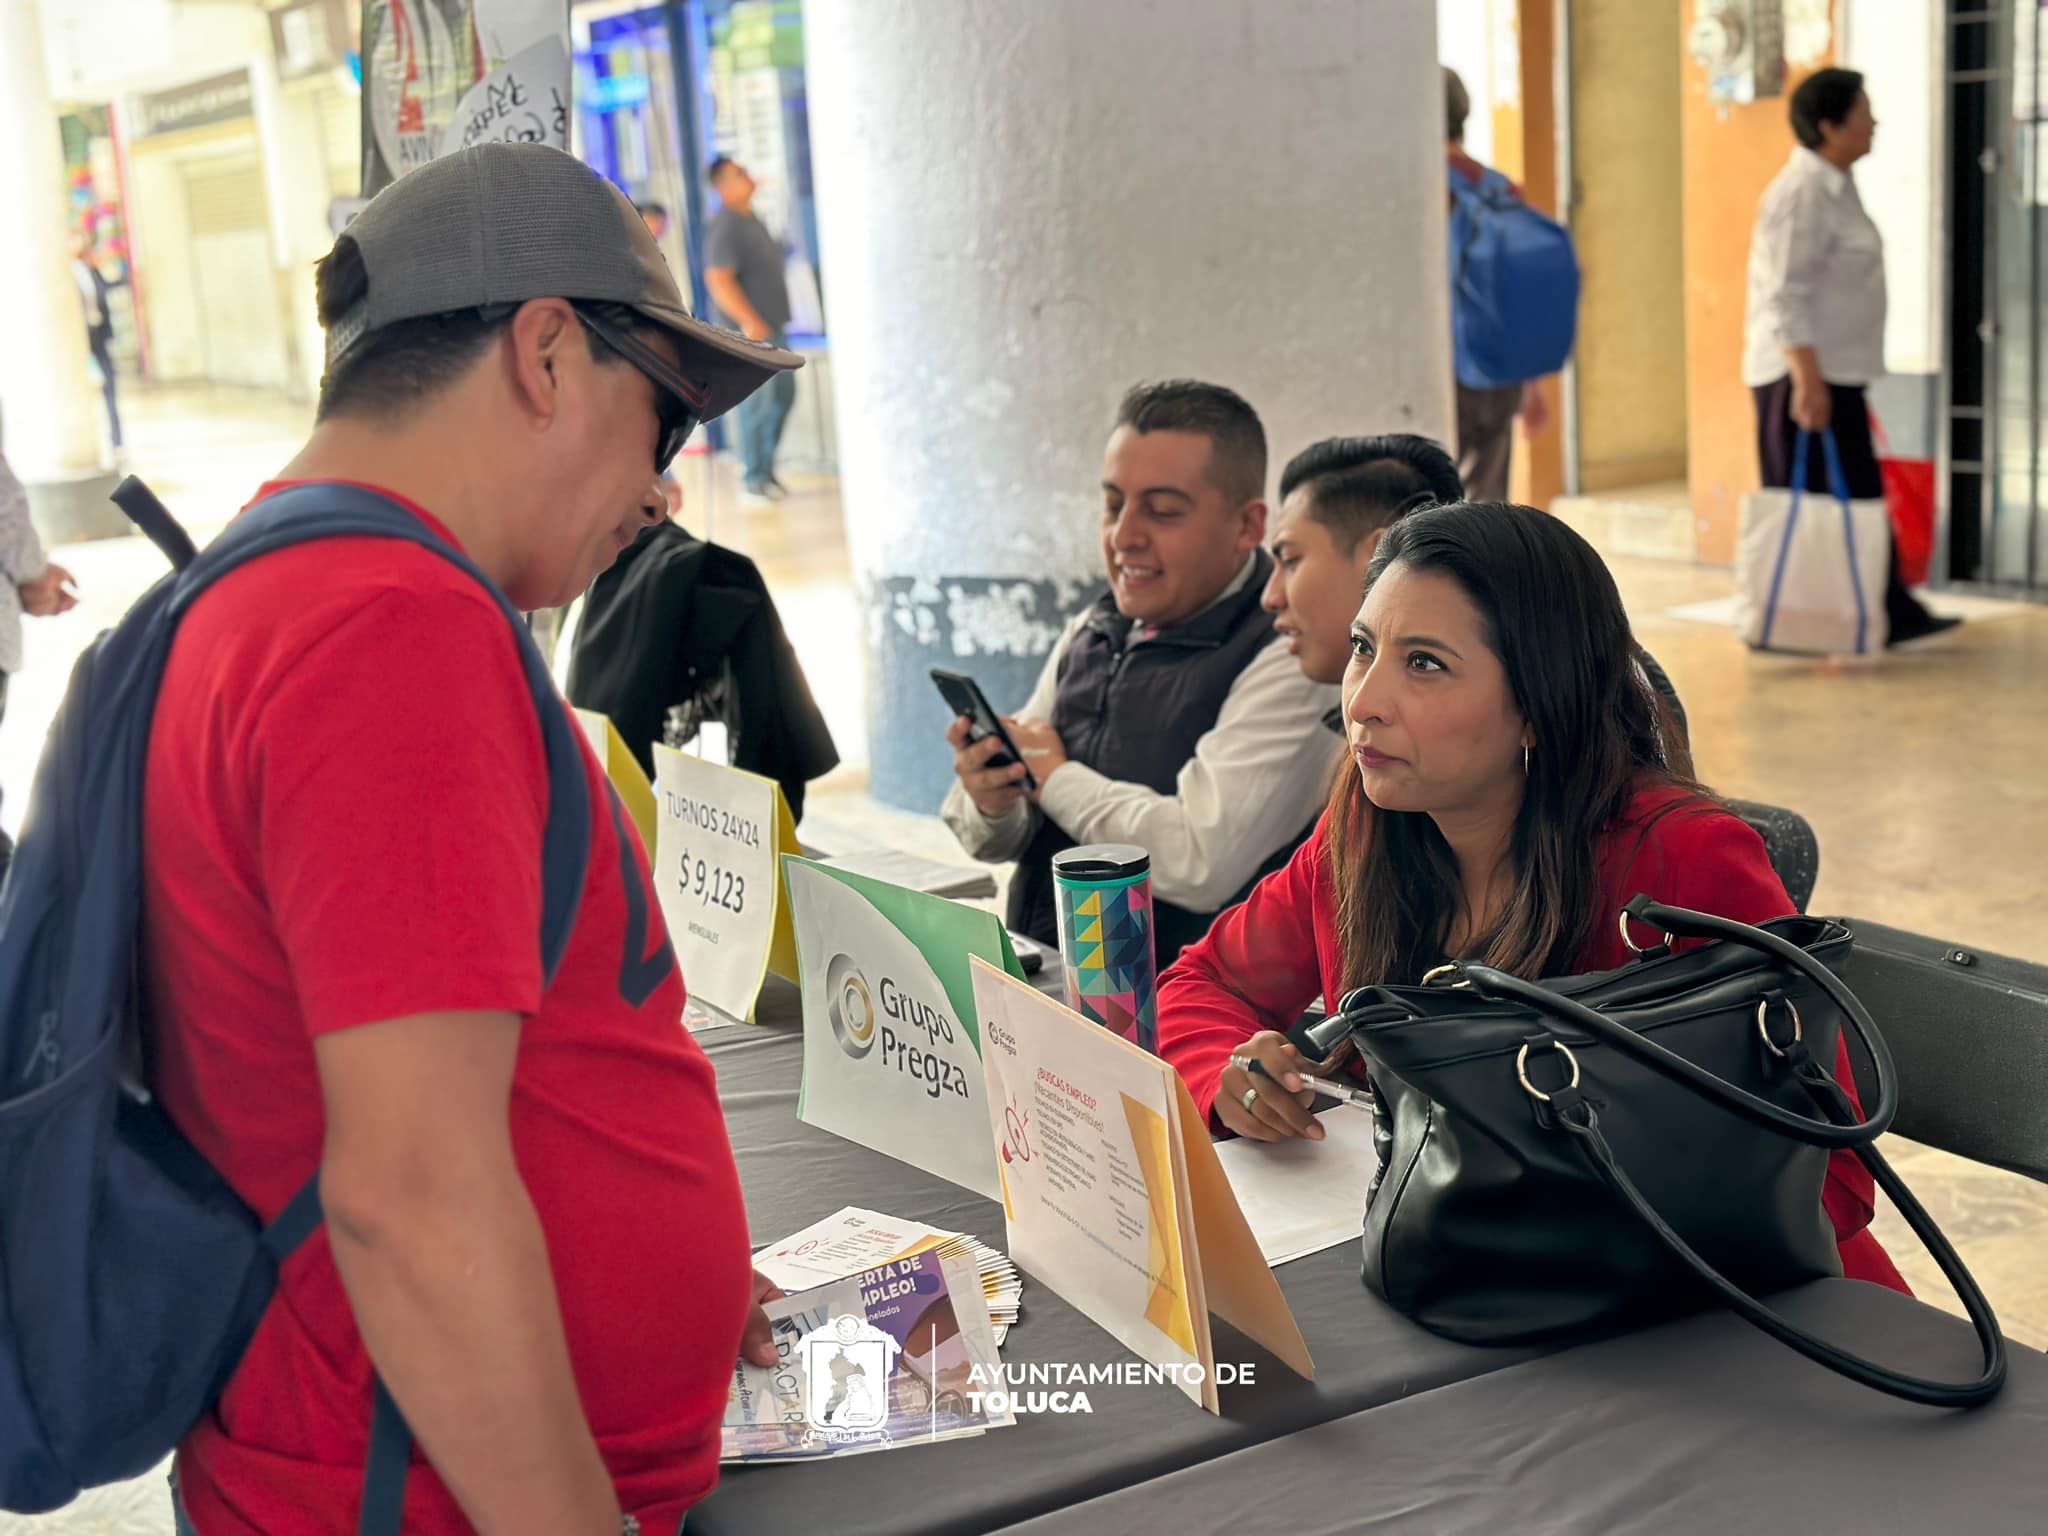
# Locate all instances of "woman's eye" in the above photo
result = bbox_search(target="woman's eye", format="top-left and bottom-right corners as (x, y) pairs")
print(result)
(1407, 652), (1445, 673)
(1349, 635), (1372, 659)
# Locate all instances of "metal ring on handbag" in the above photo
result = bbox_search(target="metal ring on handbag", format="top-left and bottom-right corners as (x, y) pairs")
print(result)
(1515, 1039), (1582, 1102)
(1617, 908), (1666, 956)
(1756, 997), (1803, 1059)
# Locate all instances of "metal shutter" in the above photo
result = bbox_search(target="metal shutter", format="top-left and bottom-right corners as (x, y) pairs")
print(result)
(181, 157), (267, 236)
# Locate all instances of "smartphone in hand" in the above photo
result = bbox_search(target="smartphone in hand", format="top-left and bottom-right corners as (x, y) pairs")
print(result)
(930, 668), (1038, 794)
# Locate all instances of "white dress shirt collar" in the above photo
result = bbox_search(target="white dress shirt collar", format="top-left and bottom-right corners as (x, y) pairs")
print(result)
(1790, 145), (1852, 196)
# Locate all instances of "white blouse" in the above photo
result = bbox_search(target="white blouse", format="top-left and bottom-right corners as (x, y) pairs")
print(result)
(1742, 147), (1888, 388)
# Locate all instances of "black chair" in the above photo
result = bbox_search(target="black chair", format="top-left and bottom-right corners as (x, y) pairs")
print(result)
(1838, 919), (2048, 1184)
(1635, 646), (1689, 748)
(1726, 799), (1820, 914)
(1631, 650), (1820, 914)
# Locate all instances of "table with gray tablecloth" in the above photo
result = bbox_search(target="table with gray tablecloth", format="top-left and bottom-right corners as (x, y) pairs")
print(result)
(687, 979), (1558, 1536)
(984, 1279), (2048, 1536)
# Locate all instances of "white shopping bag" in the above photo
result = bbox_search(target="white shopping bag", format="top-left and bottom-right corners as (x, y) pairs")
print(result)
(1735, 430), (1890, 656)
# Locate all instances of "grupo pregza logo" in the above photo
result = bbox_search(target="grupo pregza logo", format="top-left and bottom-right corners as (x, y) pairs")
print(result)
(826, 953), (877, 1058)
(822, 952), (971, 1100)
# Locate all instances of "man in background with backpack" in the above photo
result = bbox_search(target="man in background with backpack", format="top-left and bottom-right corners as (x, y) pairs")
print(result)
(142, 145), (800, 1535)
(1443, 66), (1577, 502)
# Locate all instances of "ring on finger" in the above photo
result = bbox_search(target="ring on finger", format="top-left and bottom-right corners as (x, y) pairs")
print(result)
(1241, 1086), (1259, 1112)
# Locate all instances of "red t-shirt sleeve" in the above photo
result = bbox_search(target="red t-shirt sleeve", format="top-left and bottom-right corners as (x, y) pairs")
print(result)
(1158, 817), (1328, 1126)
(247, 579), (551, 1036)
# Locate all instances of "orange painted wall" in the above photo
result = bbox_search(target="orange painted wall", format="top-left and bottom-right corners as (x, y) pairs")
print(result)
(1681, 34), (1831, 563)
(1489, 0), (1563, 511)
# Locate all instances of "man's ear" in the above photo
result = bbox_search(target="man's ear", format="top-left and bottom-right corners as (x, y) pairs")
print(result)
(504, 298), (579, 427)
(1238, 498), (1269, 552)
(1358, 527), (1387, 569)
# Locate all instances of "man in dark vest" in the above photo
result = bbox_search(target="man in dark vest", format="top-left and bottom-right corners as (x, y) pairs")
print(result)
(941, 380), (1340, 965)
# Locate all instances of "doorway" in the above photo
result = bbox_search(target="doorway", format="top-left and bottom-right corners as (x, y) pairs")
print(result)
(1945, 0), (2048, 593)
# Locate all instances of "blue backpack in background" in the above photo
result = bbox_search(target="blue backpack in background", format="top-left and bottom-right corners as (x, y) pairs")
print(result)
(0, 483), (590, 1519)
(1448, 165), (1581, 390)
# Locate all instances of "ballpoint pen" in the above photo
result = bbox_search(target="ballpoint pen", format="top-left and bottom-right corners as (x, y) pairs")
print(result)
(1230, 1054), (1373, 1112)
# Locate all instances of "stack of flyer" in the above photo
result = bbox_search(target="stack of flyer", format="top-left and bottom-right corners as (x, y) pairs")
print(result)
(811, 845), (1000, 902)
(722, 1246), (1012, 1462)
(753, 1206), (1023, 1345)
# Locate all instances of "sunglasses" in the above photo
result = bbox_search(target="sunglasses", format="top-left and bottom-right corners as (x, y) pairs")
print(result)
(572, 305), (708, 474)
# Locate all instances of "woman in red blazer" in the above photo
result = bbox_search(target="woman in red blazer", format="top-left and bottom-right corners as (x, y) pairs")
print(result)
(1157, 501), (1905, 1291)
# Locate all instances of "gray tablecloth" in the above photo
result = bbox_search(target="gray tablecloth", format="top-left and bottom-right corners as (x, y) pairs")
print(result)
(986, 1279), (2048, 1535)
(687, 981), (1557, 1536)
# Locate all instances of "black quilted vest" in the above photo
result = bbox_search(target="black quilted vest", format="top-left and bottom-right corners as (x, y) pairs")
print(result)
(1007, 551), (1287, 965)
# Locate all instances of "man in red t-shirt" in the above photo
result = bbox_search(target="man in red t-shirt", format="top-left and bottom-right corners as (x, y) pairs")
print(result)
(143, 145), (801, 1535)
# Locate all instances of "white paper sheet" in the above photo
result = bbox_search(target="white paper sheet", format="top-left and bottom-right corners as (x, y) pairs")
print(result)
(1210, 1108), (1376, 1266)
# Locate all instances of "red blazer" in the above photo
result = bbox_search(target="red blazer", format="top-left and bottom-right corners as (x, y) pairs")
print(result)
(1157, 784), (1907, 1292)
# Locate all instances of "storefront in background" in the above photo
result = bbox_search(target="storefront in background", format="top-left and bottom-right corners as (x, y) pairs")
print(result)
(124, 69), (296, 393)
(572, 0), (835, 474)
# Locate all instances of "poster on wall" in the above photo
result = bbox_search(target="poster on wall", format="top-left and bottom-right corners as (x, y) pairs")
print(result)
(359, 0), (572, 195)
(1783, 0), (1833, 71)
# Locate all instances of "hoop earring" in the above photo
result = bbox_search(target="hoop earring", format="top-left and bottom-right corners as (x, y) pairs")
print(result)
(1523, 745), (1531, 776)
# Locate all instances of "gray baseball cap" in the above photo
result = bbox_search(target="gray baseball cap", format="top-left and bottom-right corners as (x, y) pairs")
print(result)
(323, 143), (800, 422)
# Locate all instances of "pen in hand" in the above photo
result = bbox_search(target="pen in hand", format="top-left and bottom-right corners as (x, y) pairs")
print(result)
(1231, 1054), (1373, 1112)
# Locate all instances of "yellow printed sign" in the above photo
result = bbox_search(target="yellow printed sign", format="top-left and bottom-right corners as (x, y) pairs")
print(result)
(573, 709), (659, 854)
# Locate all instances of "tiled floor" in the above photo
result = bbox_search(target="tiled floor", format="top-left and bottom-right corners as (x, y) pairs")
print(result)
(5, 384), (2044, 1533)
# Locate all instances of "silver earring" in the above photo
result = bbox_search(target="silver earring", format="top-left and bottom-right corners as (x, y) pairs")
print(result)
(1523, 745), (1531, 775)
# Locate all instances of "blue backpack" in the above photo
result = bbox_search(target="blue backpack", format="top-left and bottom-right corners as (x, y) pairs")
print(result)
(1448, 165), (1581, 390)
(0, 483), (591, 1521)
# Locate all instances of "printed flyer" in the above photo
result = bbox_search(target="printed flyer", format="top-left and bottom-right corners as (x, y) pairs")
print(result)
(722, 1250), (1012, 1462)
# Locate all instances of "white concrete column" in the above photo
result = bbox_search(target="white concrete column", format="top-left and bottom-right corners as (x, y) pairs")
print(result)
(250, 47), (336, 403)
(805, 0), (1452, 809)
(0, 0), (106, 486)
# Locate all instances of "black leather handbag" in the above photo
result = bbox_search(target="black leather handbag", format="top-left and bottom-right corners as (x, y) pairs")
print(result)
(1307, 895), (2006, 1407)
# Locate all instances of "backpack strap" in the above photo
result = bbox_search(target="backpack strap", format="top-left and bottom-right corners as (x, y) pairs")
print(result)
(178, 485), (590, 985)
(357, 1378), (413, 1536)
(260, 1175), (326, 1264)
(258, 1172), (412, 1535)
(1445, 163), (1513, 206)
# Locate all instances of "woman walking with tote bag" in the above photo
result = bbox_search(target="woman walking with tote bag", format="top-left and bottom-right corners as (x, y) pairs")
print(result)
(1743, 68), (1958, 649)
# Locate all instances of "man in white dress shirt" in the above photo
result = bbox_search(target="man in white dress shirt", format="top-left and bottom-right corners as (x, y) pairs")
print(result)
(941, 381), (1340, 965)
(1743, 67), (1956, 646)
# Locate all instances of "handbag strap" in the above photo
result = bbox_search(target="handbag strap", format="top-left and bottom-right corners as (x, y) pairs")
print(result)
(1822, 430), (1873, 652)
(1791, 427), (1853, 502)
(1445, 897), (1897, 1148)
(1762, 429), (1864, 651)
(1544, 1060), (2006, 1407)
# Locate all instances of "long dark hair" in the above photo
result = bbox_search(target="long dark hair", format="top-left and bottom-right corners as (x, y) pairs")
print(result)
(1327, 501), (1702, 990)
